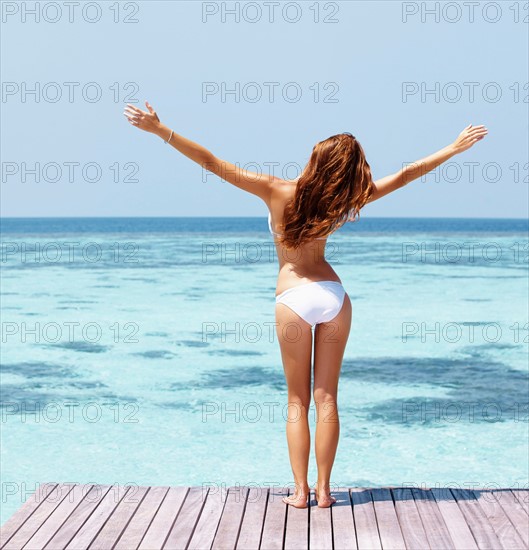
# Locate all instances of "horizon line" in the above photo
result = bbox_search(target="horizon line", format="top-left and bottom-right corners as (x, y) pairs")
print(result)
(1, 215), (528, 221)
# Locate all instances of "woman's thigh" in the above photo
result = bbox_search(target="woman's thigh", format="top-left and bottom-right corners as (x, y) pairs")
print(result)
(275, 303), (313, 406)
(313, 292), (352, 401)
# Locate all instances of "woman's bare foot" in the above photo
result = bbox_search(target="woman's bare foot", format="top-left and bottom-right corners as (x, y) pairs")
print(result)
(282, 486), (310, 508)
(314, 485), (337, 508)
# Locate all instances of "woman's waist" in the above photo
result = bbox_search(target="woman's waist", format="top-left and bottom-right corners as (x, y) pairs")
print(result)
(275, 267), (342, 296)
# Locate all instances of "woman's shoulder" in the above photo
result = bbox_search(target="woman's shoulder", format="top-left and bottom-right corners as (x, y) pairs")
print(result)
(265, 177), (299, 212)
(270, 177), (299, 194)
(272, 177), (299, 186)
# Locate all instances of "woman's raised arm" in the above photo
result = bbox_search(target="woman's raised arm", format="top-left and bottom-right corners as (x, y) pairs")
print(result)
(366, 124), (488, 204)
(124, 101), (274, 203)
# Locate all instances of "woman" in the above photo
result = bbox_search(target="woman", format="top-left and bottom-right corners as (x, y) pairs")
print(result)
(124, 102), (488, 508)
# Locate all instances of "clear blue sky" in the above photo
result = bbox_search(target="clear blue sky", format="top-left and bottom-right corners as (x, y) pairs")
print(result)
(1, 1), (527, 218)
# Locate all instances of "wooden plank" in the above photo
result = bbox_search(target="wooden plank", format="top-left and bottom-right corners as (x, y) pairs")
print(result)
(430, 487), (478, 550)
(472, 489), (527, 549)
(89, 485), (149, 550)
(451, 488), (501, 549)
(310, 488), (332, 550)
(211, 486), (248, 549)
(493, 489), (529, 546)
(511, 490), (529, 515)
(4, 483), (529, 550)
(187, 485), (228, 550)
(138, 486), (187, 549)
(283, 487), (308, 550)
(2, 483), (76, 550)
(411, 488), (454, 549)
(236, 486), (268, 550)
(24, 484), (80, 550)
(371, 488), (406, 550)
(260, 486), (288, 550)
(43, 484), (112, 550)
(331, 488), (357, 550)
(392, 487), (430, 549)
(0, 482), (58, 548)
(164, 486), (208, 550)
(350, 488), (381, 550)
(65, 484), (128, 549)
(114, 486), (169, 550)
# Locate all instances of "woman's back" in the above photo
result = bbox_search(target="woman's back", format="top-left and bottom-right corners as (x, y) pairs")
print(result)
(267, 178), (342, 291)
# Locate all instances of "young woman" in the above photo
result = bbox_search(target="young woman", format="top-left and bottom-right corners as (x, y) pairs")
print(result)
(124, 102), (487, 508)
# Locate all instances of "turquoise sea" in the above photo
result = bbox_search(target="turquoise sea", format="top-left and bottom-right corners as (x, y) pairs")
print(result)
(1, 216), (528, 525)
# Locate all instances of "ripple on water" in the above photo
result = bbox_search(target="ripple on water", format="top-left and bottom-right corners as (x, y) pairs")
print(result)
(175, 340), (210, 348)
(206, 349), (264, 357)
(0, 362), (138, 406)
(341, 355), (528, 425)
(169, 366), (286, 391)
(50, 341), (110, 353)
(132, 350), (177, 359)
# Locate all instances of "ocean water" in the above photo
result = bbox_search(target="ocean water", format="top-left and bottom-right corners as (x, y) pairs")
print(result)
(1, 216), (528, 524)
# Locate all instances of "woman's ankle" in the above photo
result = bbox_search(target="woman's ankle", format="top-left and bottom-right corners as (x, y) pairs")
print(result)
(293, 482), (310, 493)
(315, 481), (331, 492)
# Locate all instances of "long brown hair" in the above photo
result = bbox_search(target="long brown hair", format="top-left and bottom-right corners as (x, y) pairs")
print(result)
(278, 132), (374, 249)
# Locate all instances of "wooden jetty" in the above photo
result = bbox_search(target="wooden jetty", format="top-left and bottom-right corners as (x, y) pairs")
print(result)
(1, 483), (527, 549)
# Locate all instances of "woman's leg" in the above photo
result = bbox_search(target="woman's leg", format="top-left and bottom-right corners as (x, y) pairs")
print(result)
(313, 292), (352, 507)
(275, 302), (314, 508)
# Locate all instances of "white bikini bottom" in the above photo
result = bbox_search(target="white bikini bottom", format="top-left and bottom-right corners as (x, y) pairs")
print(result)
(275, 281), (346, 327)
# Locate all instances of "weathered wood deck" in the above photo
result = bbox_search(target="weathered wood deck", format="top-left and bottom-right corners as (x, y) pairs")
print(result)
(0, 483), (527, 549)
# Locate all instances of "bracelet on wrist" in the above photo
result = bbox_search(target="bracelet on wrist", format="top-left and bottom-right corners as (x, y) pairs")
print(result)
(164, 129), (173, 144)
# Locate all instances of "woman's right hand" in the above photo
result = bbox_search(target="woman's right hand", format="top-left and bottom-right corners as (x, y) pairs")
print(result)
(452, 124), (488, 154)
(124, 101), (162, 134)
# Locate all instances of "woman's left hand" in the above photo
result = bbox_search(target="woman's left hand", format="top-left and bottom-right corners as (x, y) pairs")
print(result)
(124, 101), (161, 134)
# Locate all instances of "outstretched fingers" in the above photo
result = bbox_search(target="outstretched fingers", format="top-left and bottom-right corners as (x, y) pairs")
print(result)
(123, 101), (160, 132)
(126, 103), (144, 114)
(123, 103), (144, 126)
(461, 125), (488, 147)
(471, 126), (488, 142)
(124, 106), (142, 117)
